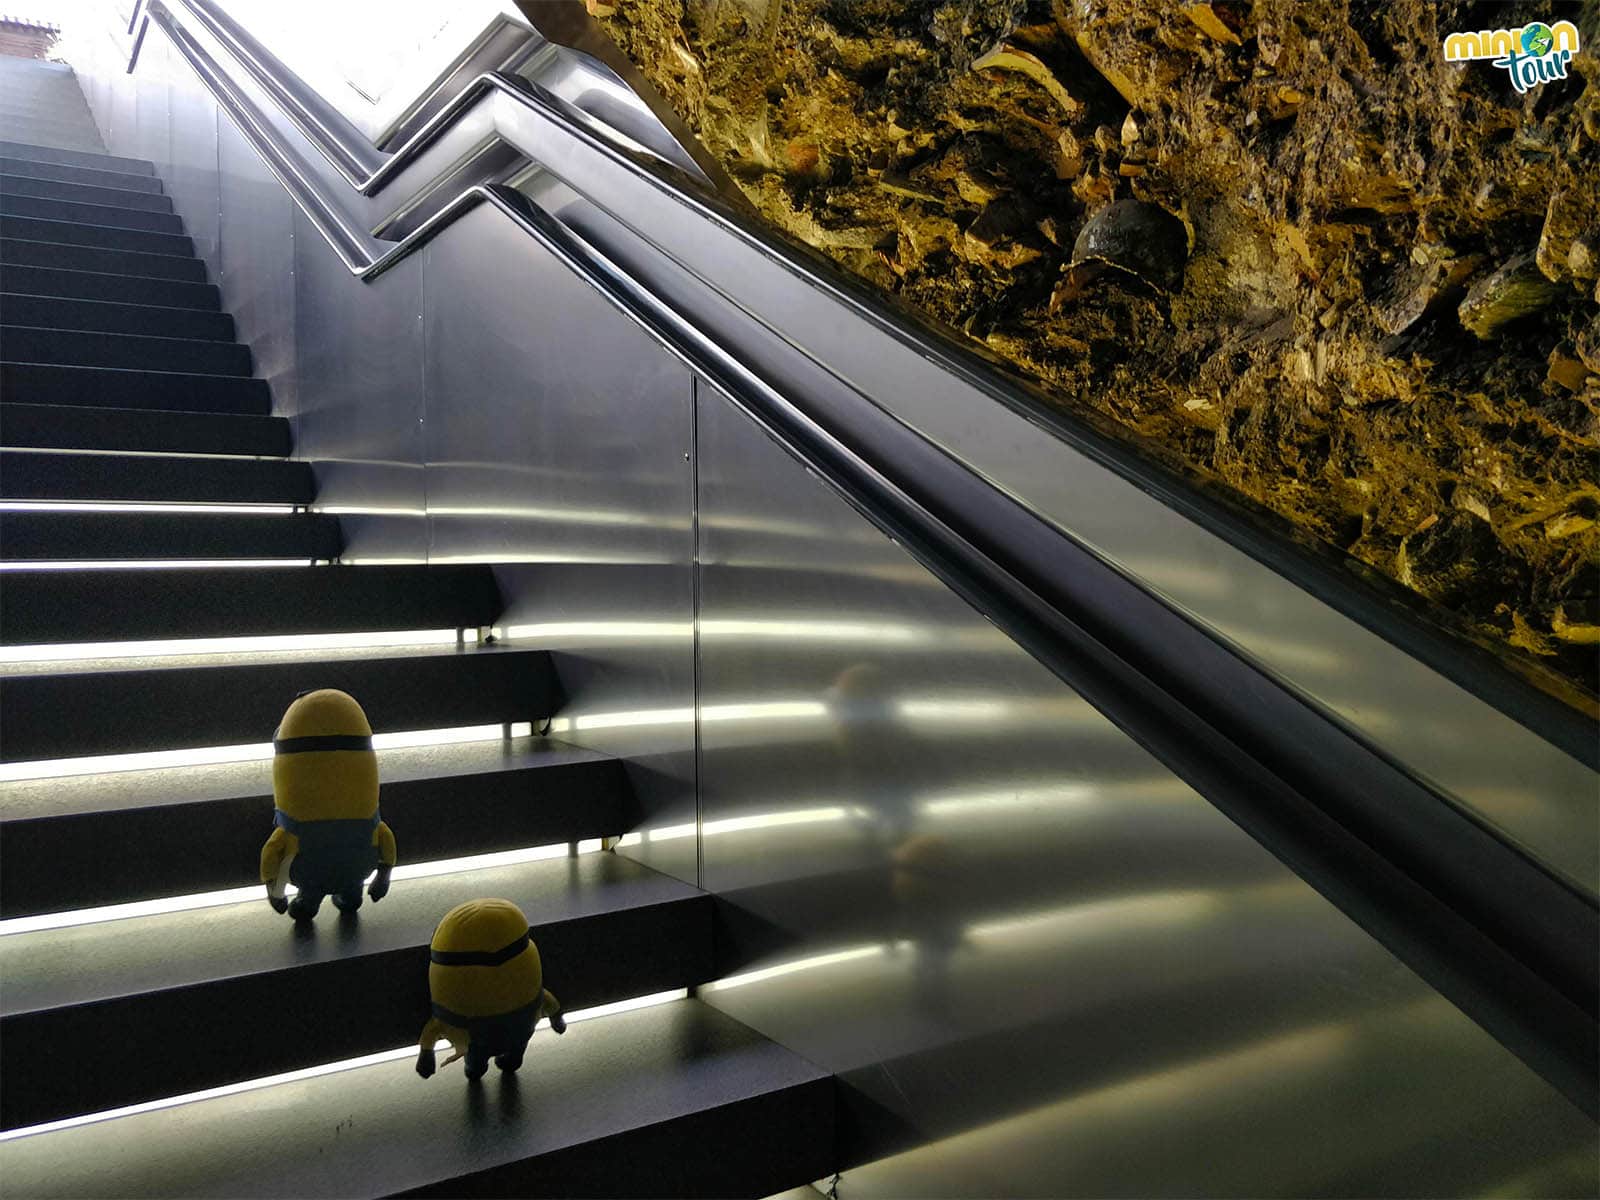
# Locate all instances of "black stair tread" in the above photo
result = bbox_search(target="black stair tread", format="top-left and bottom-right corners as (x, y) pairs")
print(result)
(1, 563), (501, 644)
(0, 264), (219, 309)
(0, 156), (164, 194)
(0, 293), (234, 341)
(0, 172), (175, 212)
(0, 214), (192, 257)
(0, 403), (291, 456)
(1, 324), (252, 377)
(1, 237), (205, 282)
(0, 191), (183, 232)
(0, 856), (716, 1130)
(0, 510), (340, 564)
(0, 737), (637, 917)
(0, 140), (154, 175)
(0, 643), (559, 762)
(0, 999), (832, 1200)
(0, 849), (700, 1016)
(1, 363), (270, 414)
(0, 450), (313, 504)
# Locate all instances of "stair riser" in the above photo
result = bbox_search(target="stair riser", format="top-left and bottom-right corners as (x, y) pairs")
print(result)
(0, 123), (103, 149)
(0, 896), (714, 1130)
(1, 237), (205, 282)
(0, 451), (312, 505)
(0, 294), (234, 341)
(0, 264), (219, 309)
(0, 215), (192, 257)
(0, 193), (183, 233)
(1, 363), (270, 415)
(0, 759), (635, 917)
(1, 326), (252, 377)
(0, 173), (174, 213)
(0, 140), (153, 175)
(0, 511), (341, 569)
(0, 649), (558, 761)
(0, 403), (291, 456)
(1, 565), (501, 644)
(0, 157), (164, 194)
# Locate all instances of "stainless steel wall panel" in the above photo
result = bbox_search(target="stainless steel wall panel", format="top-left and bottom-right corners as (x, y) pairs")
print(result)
(214, 113), (296, 429)
(165, 74), (220, 266)
(524, 122), (1596, 896)
(691, 381), (1596, 1197)
(420, 202), (697, 885)
(292, 202), (427, 561)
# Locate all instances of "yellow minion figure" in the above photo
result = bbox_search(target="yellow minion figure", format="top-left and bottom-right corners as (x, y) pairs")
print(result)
(259, 689), (396, 921)
(416, 899), (566, 1081)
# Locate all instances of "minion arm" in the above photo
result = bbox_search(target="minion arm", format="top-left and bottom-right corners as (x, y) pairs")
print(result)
(259, 827), (299, 912)
(369, 819), (397, 901)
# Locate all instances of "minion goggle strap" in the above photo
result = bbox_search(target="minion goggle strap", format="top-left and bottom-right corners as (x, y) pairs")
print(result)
(273, 734), (375, 754)
(429, 931), (532, 969)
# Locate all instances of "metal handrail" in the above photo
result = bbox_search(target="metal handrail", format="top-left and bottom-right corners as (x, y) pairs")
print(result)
(126, 0), (1598, 1118)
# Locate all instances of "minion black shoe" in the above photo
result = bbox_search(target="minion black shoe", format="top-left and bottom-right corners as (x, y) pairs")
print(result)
(287, 893), (322, 922)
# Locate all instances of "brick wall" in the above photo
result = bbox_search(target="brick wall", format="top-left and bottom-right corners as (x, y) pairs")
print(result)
(0, 20), (59, 60)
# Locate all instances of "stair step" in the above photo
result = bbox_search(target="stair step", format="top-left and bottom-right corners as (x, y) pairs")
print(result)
(0, 510), (341, 565)
(1, 363), (269, 414)
(1, 325), (251, 376)
(0, 294), (234, 341)
(0, 998), (828, 1199)
(0, 644), (558, 762)
(0, 738), (634, 916)
(0, 156), (164, 195)
(0, 192), (183, 233)
(0, 403), (291, 456)
(0, 214), (192, 257)
(0, 127), (104, 155)
(0, 172), (174, 213)
(0, 563), (501, 644)
(0, 140), (154, 176)
(0, 264), (218, 309)
(0, 853), (714, 1130)
(0, 998), (832, 1196)
(1, 237), (204, 282)
(0, 450), (312, 504)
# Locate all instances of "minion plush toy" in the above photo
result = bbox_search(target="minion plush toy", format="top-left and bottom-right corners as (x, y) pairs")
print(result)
(259, 689), (396, 921)
(416, 899), (566, 1080)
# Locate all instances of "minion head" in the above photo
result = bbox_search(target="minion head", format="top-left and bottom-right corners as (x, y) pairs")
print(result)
(272, 689), (378, 823)
(428, 899), (543, 1022)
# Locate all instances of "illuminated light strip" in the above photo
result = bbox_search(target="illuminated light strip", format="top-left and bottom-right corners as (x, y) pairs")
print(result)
(0, 448), (281, 461)
(0, 502), (298, 514)
(0, 988), (688, 1143)
(701, 945), (885, 992)
(0, 559), (318, 571)
(501, 621), (693, 641)
(0, 835), (597, 936)
(0, 629), (459, 664)
(0, 721), (535, 782)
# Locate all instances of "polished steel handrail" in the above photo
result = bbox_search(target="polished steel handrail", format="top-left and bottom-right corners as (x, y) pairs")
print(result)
(125, 0), (1598, 1118)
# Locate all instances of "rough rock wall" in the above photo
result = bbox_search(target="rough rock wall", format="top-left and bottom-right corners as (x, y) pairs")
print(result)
(594, 0), (1600, 703)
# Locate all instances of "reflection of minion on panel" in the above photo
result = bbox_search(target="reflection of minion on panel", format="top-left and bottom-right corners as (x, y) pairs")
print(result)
(417, 899), (566, 1082)
(259, 689), (397, 922)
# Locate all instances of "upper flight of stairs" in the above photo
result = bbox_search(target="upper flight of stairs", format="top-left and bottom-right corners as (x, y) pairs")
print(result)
(0, 57), (831, 1198)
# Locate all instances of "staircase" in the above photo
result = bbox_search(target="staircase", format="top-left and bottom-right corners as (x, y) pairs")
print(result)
(0, 56), (832, 1198)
